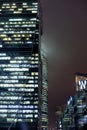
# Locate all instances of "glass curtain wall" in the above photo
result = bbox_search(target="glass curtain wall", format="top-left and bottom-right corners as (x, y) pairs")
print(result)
(0, 0), (41, 129)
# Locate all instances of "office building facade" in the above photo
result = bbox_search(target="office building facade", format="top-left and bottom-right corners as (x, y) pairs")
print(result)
(0, 0), (48, 129)
(57, 73), (87, 130)
(41, 53), (48, 130)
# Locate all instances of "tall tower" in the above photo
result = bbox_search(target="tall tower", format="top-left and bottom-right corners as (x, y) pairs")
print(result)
(0, 0), (47, 130)
(41, 52), (48, 130)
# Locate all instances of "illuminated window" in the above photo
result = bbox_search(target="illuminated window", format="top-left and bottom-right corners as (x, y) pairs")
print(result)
(34, 114), (38, 118)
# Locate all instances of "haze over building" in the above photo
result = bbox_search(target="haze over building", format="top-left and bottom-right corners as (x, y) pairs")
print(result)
(0, 0), (48, 130)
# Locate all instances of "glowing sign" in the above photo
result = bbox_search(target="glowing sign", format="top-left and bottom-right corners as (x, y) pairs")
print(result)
(78, 80), (87, 90)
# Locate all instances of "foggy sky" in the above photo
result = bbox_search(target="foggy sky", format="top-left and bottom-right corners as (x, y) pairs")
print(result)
(41, 0), (87, 128)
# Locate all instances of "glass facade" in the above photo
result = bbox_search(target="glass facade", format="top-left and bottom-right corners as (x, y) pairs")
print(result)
(0, 0), (44, 129)
(57, 74), (87, 130)
(41, 53), (48, 130)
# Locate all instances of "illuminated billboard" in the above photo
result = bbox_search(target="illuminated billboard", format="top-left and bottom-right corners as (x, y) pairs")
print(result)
(75, 73), (87, 91)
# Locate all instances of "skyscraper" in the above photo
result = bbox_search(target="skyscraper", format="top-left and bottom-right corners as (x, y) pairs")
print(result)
(0, 0), (48, 130)
(41, 52), (48, 130)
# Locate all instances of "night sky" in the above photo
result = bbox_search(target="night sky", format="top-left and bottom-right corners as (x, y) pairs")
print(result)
(41, 0), (87, 129)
